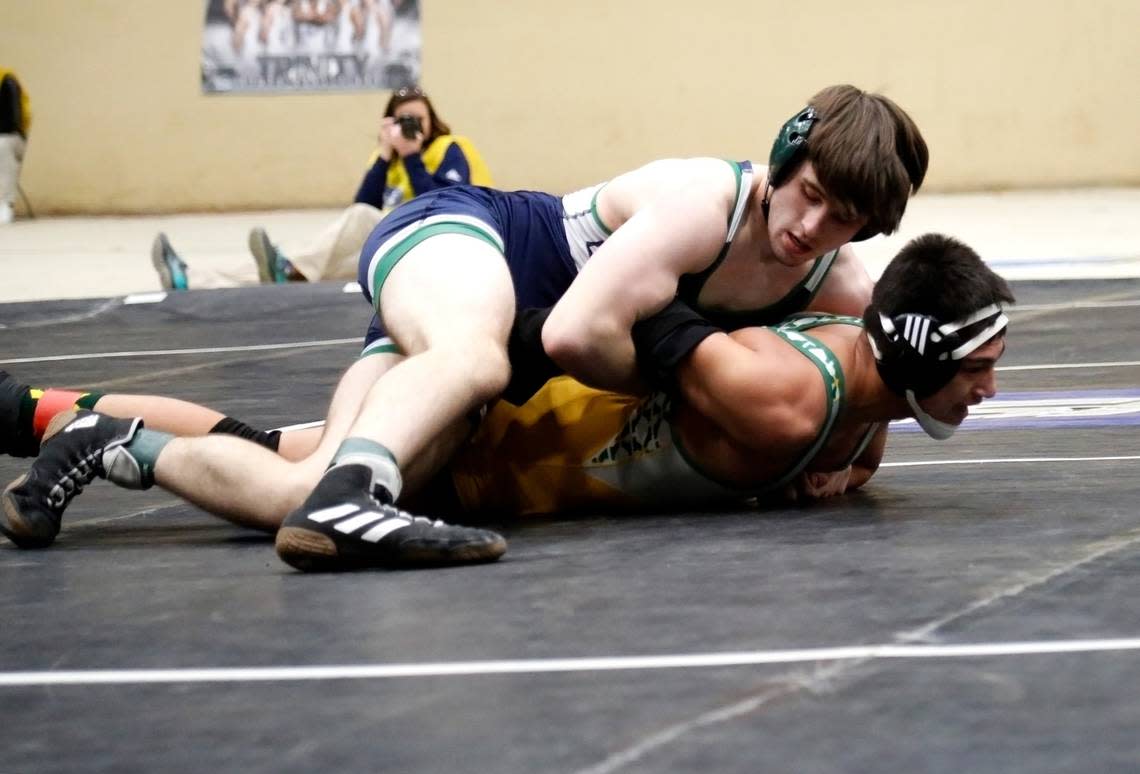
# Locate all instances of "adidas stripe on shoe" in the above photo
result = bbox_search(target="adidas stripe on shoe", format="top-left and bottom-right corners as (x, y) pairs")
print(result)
(275, 464), (506, 571)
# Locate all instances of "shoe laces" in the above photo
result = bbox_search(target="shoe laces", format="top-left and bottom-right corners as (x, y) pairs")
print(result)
(46, 450), (101, 511)
(366, 490), (448, 529)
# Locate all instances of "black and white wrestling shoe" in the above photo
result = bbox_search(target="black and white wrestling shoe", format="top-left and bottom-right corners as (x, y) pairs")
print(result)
(275, 463), (506, 572)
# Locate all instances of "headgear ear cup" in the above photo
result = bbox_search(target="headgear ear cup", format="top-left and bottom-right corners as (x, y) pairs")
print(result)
(868, 312), (962, 398)
(866, 302), (1008, 439)
(767, 107), (818, 188)
(766, 105), (879, 243)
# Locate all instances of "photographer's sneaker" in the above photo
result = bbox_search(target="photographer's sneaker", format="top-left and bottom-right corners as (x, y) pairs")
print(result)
(248, 227), (292, 284)
(1, 410), (147, 548)
(275, 464), (506, 572)
(151, 232), (189, 291)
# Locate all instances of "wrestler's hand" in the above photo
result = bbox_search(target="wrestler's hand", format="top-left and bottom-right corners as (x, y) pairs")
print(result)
(780, 467), (853, 503)
(798, 467), (852, 499)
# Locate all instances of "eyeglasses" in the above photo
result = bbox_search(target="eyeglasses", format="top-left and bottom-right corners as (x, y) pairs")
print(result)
(392, 85), (426, 99)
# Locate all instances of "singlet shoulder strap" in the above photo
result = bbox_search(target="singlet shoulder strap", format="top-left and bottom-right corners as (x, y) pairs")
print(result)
(676, 160), (753, 303)
(588, 182), (614, 236)
(776, 312), (865, 333)
(724, 160), (753, 242)
(841, 422), (882, 467)
(760, 327), (847, 491)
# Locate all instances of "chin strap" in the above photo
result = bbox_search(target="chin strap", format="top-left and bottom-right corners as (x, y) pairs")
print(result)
(905, 389), (958, 441)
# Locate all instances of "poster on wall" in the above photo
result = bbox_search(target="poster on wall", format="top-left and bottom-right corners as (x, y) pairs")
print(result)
(201, 0), (421, 93)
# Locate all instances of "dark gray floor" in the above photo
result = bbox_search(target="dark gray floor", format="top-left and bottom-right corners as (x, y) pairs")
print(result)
(2, 279), (1140, 774)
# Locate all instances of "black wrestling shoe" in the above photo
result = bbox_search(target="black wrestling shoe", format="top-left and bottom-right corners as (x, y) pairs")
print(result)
(275, 463), (507, 572)
(0, 370), (37, 457)
(1, 410), (145, 548)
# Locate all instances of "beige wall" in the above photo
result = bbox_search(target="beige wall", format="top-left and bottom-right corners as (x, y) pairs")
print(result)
(2, 0), (1138, 214)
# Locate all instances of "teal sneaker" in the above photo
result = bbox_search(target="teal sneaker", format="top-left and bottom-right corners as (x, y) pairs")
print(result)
(150, 232), (189, 291)
(248, 227), (292, 284)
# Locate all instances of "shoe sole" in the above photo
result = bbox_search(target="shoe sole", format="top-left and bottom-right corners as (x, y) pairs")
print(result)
(275, 525), (507, 572)
(150, 234), (188, 291)
(275, 526), (339, 572)
(1, 474), (54, 548)
(248, 228), (274, 284)
(151, 235), (174, 290)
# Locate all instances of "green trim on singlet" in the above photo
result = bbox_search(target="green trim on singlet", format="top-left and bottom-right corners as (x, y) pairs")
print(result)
(368, 221), (504, 308)
(359, 340), (401, 358)
(698, 249), (840, 329)
(774, 312), (864, 333)
(589, 184), (614, 236)
(842, 421), (882, 467)
(725, 160), (743, 227)
(709, 159), (746, 263)
(670, 313), (864, 495)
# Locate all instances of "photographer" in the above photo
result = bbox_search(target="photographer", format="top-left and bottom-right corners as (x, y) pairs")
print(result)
(249, 85), (492, 284)
(353, 85), (486, 211)
(151, 85), (492, 289)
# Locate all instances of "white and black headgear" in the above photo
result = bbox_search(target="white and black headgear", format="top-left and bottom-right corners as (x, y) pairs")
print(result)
(866, 303), (1008, 440)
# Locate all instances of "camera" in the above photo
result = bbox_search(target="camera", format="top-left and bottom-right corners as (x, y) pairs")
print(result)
(395, 115), (423, 140)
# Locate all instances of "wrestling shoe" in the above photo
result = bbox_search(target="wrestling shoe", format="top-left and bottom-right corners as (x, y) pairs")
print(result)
(151, 232), (189, 291)
(1, 410), (146, 548)
(275, 463), (507, 572)
(0, 369), (37, 457)
(248, 227), (292, 284)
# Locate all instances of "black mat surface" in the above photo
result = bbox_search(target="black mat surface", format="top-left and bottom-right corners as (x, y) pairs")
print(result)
(2, 279), (1140, 773)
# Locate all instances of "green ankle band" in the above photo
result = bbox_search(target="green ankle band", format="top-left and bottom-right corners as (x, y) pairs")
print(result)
(333, 437), (397, 466)
(332, 437), (402, 500)
(123, 429), (175, 487)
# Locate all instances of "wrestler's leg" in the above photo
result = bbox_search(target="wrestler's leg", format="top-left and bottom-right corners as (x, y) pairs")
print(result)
(2, 355), (394, 544)
(2, 370), (288, 459)
(332, 233), (514, 495)
(134, 353), (403, 530)
(275, 232), (514, 569)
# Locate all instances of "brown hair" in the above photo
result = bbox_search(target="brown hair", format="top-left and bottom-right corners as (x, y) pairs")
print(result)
(383, 85), (451, 147)
(805, 85), (928, 236)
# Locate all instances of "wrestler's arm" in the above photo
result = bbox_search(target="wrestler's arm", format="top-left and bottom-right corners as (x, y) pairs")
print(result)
(542, 159), (736, 394)
(673, 328), (825, 453)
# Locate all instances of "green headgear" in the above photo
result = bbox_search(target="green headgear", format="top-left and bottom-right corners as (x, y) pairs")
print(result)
(767, 107), (818, 188)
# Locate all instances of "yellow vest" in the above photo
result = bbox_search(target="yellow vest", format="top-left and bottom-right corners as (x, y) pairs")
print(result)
(366, 134), (492, 206)
(0, 68), (31, 135)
